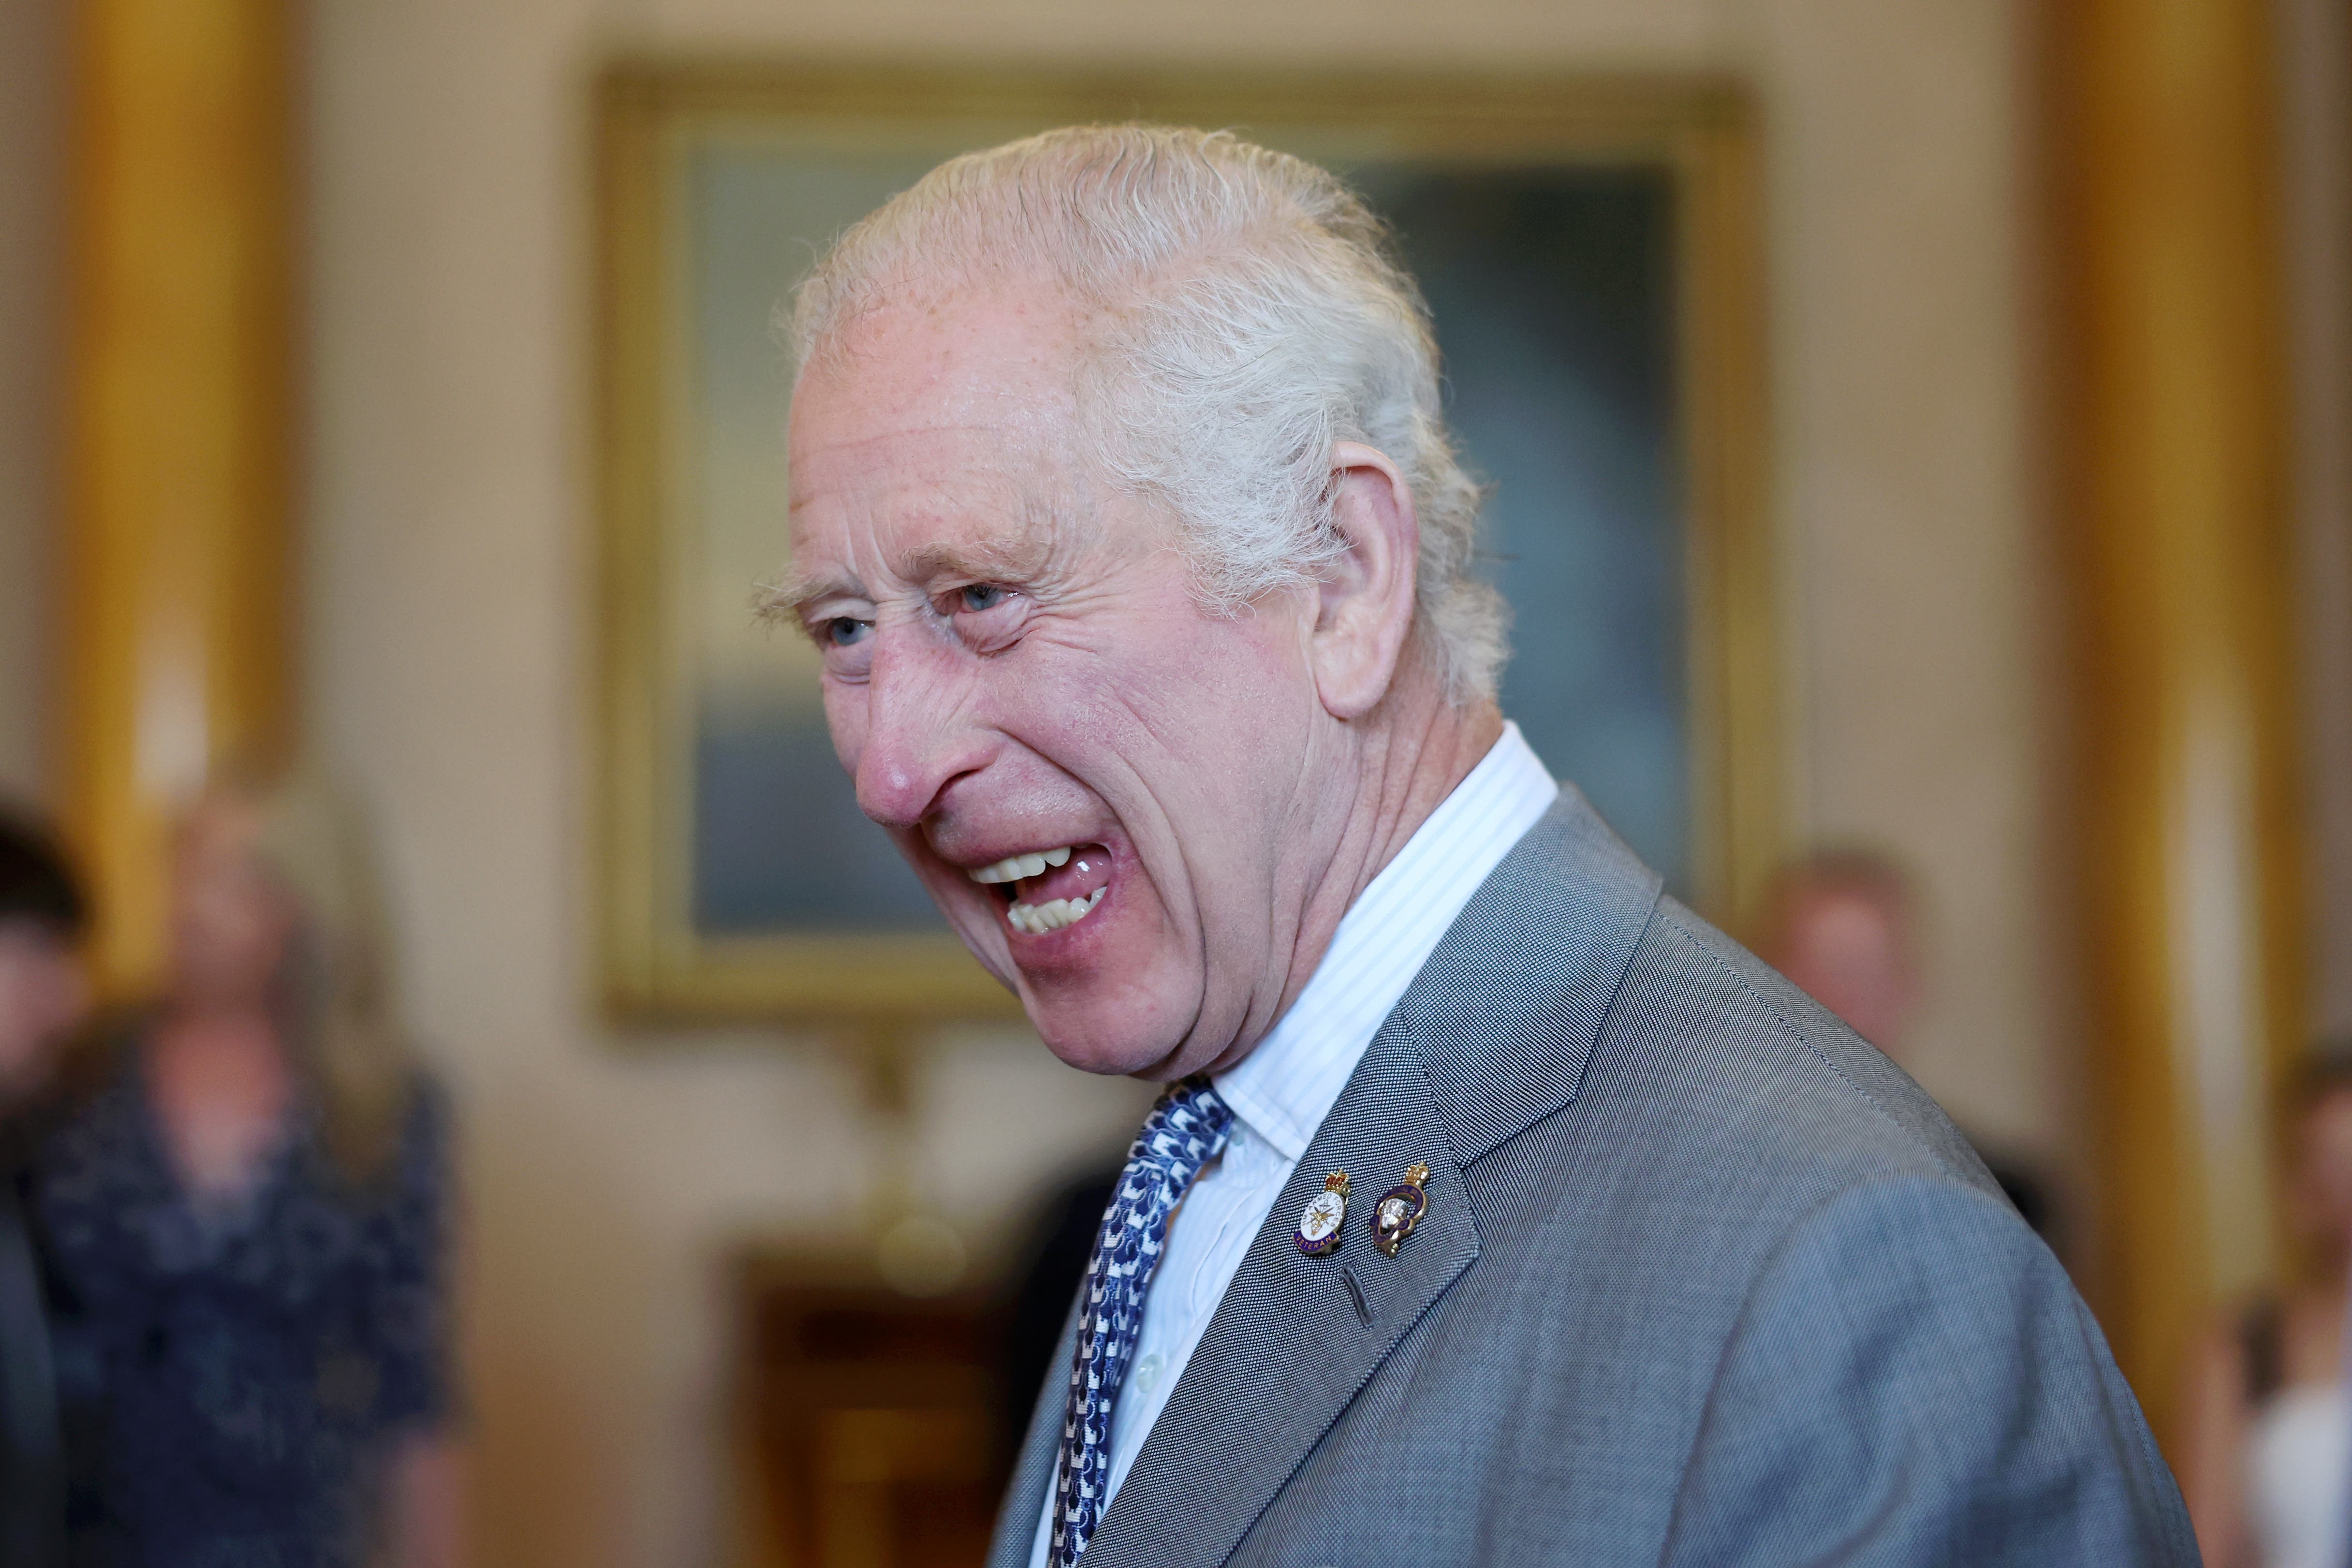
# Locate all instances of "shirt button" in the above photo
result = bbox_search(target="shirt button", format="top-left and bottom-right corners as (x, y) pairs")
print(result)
(1133, 1353), (1163, 1394)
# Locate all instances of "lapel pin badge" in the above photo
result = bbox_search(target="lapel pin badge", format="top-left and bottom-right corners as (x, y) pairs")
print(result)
(1295, 1172), (1351, 1256)
(1372, 1163), (1431, 1256)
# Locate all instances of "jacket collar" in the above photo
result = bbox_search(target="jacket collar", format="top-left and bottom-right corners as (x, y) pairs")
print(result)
(1211, 720), (1561, 1165)
(1390, 781), (1663, 1167)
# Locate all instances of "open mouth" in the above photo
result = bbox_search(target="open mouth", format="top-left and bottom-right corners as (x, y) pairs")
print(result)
(966, 843), (1114, 936)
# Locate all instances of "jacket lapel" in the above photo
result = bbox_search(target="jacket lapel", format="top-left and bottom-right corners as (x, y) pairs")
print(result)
(1080, 1018), (1477, 1568)
(1078, 786), (1661, 1568)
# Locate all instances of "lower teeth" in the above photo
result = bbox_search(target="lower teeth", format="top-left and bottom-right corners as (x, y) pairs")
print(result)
(1010, 885), (1106, 935)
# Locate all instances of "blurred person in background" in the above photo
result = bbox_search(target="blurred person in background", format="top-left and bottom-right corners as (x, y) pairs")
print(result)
(0, 812), (91, 1568)
(2179, 1048), (2352, 1568)
(1754, 846), (2053, 1236)
(33, 771), (458, 1568)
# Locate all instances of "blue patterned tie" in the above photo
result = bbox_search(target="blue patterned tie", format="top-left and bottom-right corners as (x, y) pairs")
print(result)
(1049, 1076), (1234, 1567)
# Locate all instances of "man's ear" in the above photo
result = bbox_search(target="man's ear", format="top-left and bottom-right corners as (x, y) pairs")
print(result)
(1310, 441), (1420, 720)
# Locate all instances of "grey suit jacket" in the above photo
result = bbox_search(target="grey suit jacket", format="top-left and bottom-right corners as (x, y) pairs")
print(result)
(990, 787), (2196, 1567)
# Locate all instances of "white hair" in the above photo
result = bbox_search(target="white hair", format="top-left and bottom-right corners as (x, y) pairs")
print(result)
(788, 124), (1508, 704)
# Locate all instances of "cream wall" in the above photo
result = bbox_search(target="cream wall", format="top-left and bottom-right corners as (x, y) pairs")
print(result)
(0, 0), (64, 808)
(1753, 4), (2072, 1166)
(304, 1), (2052, 1565)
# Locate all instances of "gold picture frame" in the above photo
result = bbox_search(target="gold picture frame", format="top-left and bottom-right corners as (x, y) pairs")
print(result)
(594, 63), (1780, 1028)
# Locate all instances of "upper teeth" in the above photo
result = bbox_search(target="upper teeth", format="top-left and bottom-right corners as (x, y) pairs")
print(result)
(968, 846), (1073, 884)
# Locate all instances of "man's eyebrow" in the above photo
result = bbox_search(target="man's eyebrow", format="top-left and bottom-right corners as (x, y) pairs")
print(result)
(900, 534), (1055, 583)
(752, 566), (858, 626)
(909, 491), (1078, 583)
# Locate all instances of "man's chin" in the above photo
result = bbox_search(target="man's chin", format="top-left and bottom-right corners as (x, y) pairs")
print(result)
(1022, 991), (1197, 1081)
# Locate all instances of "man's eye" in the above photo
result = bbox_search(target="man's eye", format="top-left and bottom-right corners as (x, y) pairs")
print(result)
(826, 617), (871, 647)
(958, 584), (1010, 613)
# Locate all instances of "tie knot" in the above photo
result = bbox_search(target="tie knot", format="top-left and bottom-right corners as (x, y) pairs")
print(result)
(1132, 1076), (1234, 1186)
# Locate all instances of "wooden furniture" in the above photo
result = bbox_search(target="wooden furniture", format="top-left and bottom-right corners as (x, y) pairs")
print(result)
(733, 1256), (1013, 1568)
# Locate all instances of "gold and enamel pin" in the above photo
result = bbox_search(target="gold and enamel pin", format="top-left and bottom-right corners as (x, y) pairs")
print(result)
(1295, 1172), (1351, 1257)
(1371, 1163), (1432, 1256)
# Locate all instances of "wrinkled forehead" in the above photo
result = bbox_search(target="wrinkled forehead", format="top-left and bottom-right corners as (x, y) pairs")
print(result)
(790, 281), (1088, 454)
(784, 285), (1113, 588)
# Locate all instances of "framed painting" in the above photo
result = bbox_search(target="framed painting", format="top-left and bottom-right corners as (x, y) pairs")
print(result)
(595, 65), (1780, 1026)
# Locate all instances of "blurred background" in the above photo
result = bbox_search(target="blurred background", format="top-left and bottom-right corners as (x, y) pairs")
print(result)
(0, 0), (2349, 1566)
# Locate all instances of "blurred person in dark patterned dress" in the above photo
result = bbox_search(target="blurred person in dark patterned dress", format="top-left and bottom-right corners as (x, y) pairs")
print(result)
(33, 771), (459, 1568)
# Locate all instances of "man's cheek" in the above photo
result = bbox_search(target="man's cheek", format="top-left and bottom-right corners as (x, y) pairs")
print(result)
(821, 684), (868, 773)
(899, 835), (965, 904)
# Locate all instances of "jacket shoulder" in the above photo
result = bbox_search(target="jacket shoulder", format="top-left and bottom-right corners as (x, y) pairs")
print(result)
(1586, 893), (2008, 1212)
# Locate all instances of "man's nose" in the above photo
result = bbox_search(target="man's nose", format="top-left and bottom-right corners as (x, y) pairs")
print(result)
(852, 636), (988, 831)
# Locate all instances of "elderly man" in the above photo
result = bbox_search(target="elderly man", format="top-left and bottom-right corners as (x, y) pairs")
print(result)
(773, 127), (2192, 1567)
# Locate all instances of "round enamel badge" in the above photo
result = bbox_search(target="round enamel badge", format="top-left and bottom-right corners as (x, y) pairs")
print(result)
(1295, 1172), (1351, 1256)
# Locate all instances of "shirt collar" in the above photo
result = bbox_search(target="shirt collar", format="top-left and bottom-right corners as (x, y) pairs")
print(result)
(1213, 721), (1560, 1163)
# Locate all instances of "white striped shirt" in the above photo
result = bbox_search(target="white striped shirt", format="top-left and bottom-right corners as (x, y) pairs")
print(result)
(1028, 722), (1559, 1567)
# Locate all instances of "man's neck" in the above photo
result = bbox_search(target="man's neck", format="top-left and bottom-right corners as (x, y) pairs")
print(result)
(1210, 678), (1504, 1074)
